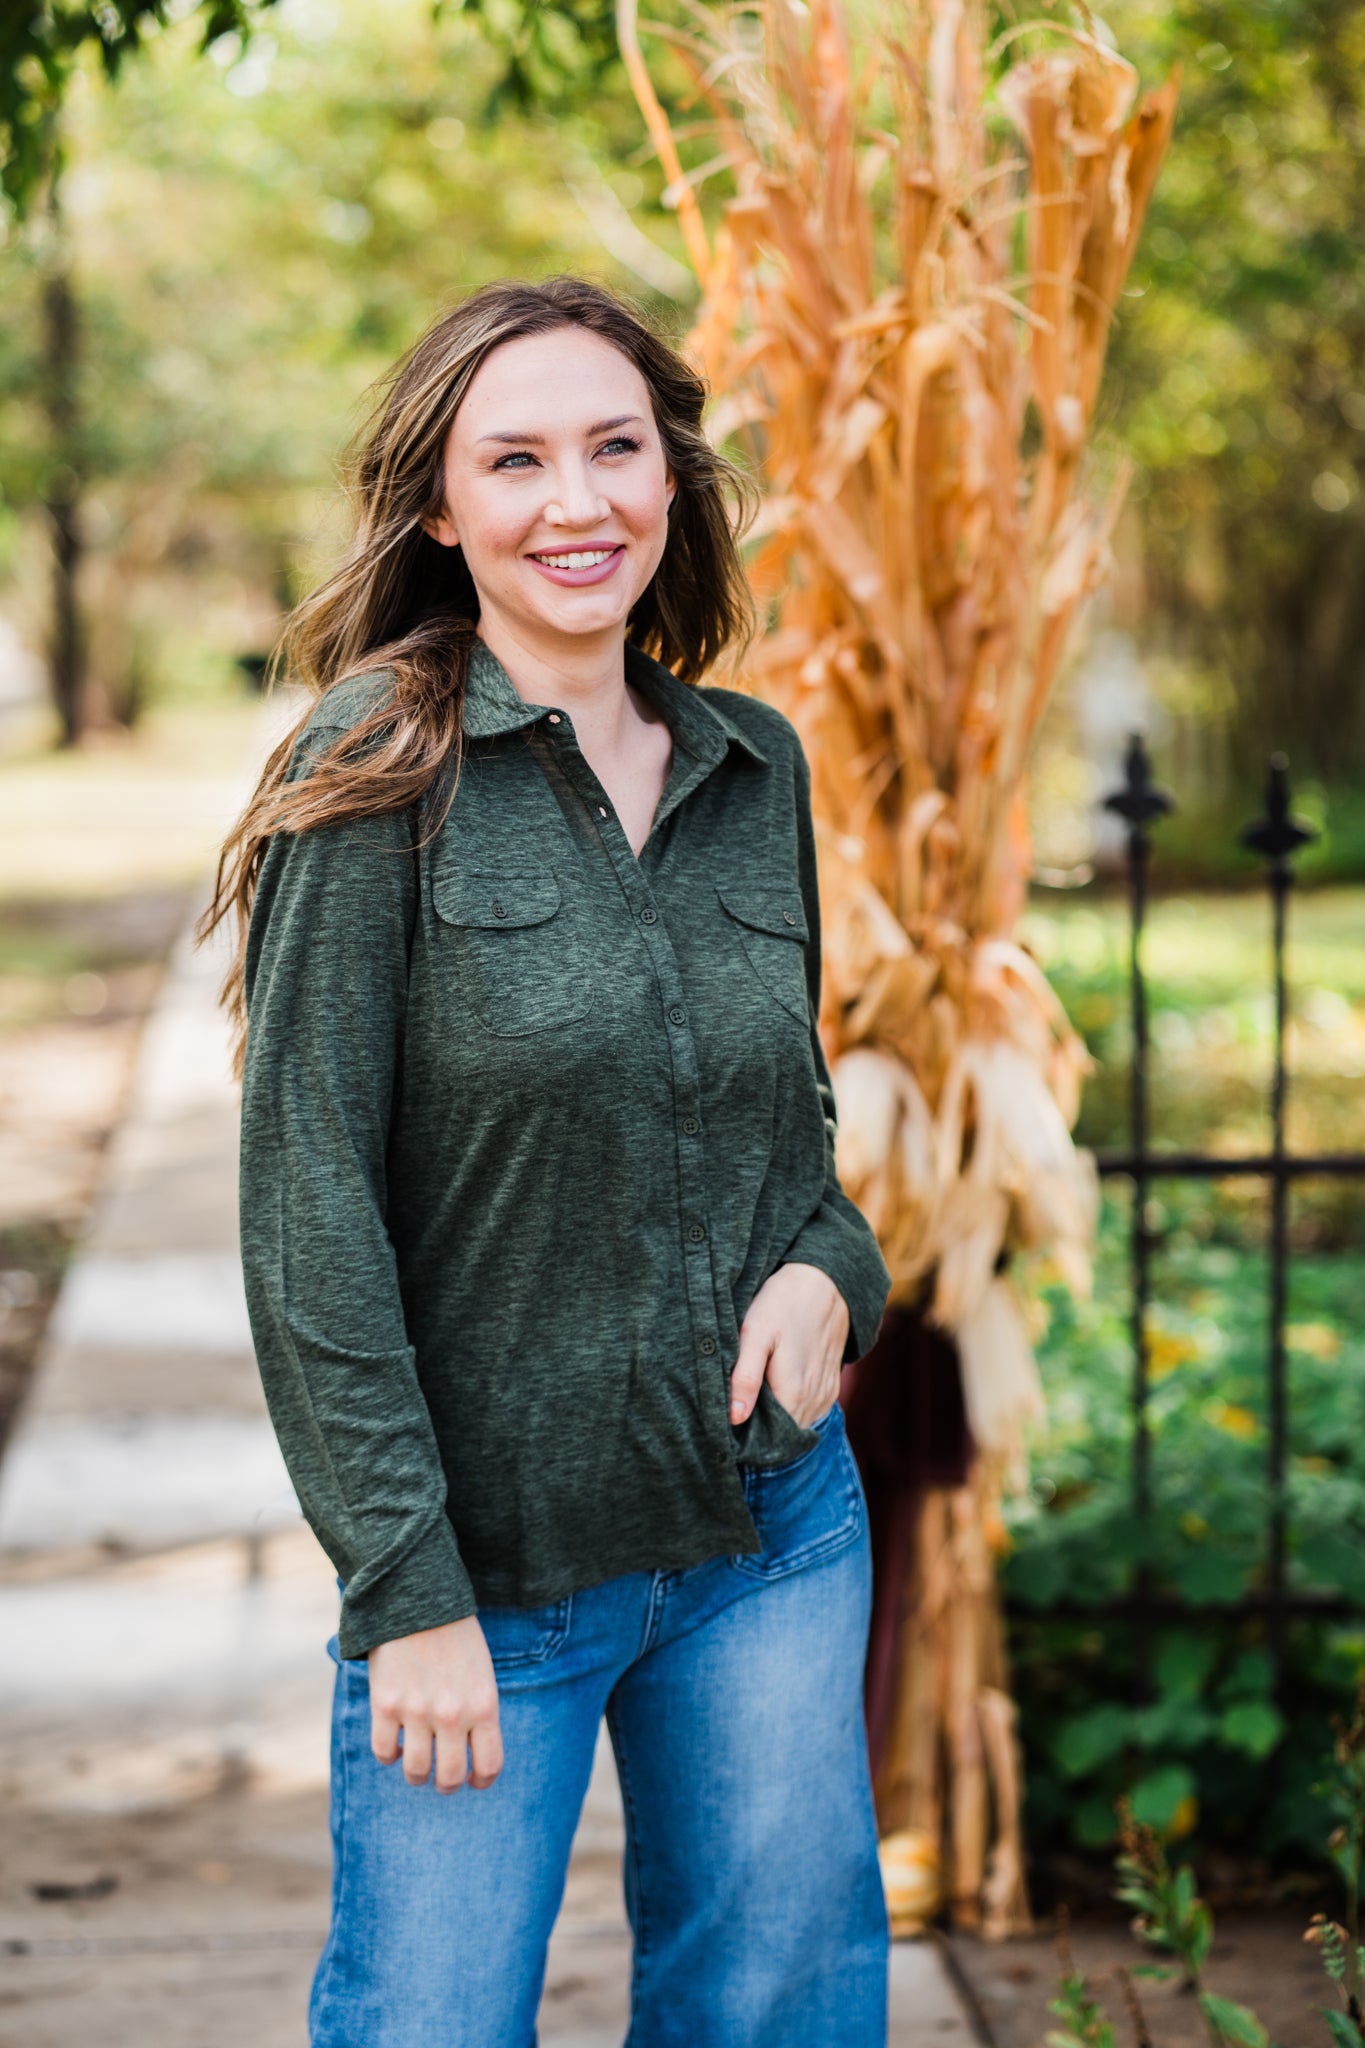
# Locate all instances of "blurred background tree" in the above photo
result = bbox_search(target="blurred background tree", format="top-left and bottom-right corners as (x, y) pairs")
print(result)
(4, 0), (1363, 838)
(0, 0), (687, 742)
(1099, 0), (1365, 804)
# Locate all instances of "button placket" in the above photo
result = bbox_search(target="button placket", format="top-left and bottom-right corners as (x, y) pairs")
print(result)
(542, 720), (726, 1406)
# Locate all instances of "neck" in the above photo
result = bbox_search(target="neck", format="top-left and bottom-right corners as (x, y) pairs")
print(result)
(476, 611), (642, 747)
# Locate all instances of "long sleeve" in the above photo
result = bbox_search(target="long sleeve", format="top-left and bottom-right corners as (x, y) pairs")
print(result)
(239, 734), (474, 1659)
(779, 739), (892, 1364)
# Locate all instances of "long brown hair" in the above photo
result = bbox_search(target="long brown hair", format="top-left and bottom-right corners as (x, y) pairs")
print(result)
(202, 274), (759, 1058)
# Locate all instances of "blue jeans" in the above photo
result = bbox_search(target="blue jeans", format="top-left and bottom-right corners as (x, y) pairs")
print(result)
(309, 1402), (888, 2047)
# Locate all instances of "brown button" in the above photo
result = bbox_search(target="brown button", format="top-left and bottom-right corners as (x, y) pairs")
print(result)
(687, 1224), (706, 1243)
(699, 1337), (717, 1356)
(681, 1117), (700, 1135)
(492, 902), (507, 918)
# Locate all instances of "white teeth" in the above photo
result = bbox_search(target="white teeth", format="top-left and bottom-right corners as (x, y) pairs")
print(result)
(534, 549), (617, 570)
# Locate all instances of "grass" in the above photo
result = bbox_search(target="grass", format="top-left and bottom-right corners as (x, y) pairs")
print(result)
(0, 695), (274, 903)
(1022, 887), (1365, 1156)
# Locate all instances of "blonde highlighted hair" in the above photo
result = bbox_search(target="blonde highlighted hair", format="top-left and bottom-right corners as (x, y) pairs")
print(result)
(202, 273), (759, 1061)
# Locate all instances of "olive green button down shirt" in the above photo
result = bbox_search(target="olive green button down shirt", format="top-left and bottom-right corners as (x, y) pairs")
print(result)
(239, 636), (890, 1658)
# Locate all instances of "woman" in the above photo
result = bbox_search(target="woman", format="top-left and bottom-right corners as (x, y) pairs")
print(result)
(209, 274), (892, 2047)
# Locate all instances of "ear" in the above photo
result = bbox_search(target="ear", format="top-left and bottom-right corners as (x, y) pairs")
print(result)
(665, 470), (677, 510)
(421, 509), (460, 549)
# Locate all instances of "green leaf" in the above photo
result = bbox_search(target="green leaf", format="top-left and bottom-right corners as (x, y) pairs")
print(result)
(1130, 1763), (1198, 1833)
(1076, 1793), (1123, 1848)
(1198, 1993), (1268, 2048)
(1155, 1631), (1219, 1701)
(1297, 1535), (1365, 1597)
(1167, 1548), (1250, 1604)
(1135, 1697), (1218, 1750)
(1219, 1649), (1275, 1703)
(1219, 1699), (1286, 1760)
(1054, 1704), (1134, 1778)
(1188, 1898), (1214, 1972)
(1320, 2012), (1364, 2048)
(1131, 1963), (1177, 1981)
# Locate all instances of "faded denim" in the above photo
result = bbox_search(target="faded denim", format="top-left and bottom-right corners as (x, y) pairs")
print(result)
(310, 1401), (888, 2048)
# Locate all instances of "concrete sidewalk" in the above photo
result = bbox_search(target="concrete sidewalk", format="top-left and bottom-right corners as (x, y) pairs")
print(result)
(0, 898), (981, 2045)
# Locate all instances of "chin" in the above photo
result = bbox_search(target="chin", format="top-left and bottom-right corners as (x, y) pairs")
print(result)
(535, 596), (635, 637)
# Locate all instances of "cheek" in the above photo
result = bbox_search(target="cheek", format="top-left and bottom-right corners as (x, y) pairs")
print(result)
(454, 492), (529, 571)
(625, 472), (675, 547)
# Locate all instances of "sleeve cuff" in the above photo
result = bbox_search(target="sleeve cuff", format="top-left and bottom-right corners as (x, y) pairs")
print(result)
(782, 1198), (892, 1364)
(337, 1511), (478, 1660)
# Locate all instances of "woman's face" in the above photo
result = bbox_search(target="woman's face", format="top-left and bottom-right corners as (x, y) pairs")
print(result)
(424, 325), (676, 656)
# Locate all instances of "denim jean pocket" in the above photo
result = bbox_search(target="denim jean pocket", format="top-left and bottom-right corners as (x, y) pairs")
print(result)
(478, 1594), (573, 1674)
(733, 1404), (864, 1582)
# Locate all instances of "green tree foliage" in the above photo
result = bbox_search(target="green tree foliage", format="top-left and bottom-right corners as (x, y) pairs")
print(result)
(436, 0), (622, 114)
(1, 1), (276, 211)
(0, 0), (660, 720)
(1102, 0), (1365, 789)
(1, 2), (624, 218)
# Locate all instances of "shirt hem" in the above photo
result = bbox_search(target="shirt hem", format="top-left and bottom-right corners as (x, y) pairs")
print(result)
(465, 1514), (763, 1611)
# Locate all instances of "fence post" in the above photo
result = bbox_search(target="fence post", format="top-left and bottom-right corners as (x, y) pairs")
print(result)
(1239, 755), (1317, 1682)
(1103, 735), (1174, 1673)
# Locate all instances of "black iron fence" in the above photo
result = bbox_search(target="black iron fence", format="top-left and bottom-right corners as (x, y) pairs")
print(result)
(1035, 737), (1365, 1688)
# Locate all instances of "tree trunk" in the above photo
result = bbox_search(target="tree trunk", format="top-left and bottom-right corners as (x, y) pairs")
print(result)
(42, 171), (83, 748)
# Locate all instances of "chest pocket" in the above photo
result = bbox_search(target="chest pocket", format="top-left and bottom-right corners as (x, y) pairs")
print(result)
(432, 866), (592, 1038)
(716, 883), (811, 1027)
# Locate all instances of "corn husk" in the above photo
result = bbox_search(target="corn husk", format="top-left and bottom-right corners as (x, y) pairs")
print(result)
(618, 0), (1174, 1937)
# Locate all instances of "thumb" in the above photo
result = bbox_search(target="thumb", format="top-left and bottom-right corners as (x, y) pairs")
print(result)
(729, 1317), (774, 1425)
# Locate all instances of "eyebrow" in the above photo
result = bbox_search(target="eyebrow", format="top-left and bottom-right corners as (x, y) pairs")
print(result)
(475, 414), (646, 447)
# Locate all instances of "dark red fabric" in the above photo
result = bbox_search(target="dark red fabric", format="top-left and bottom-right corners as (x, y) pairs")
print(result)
(840, 1307), (974, 1777)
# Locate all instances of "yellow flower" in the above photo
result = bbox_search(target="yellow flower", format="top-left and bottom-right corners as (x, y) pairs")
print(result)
(1181, 1511), (1209, 1540)
(1167, 1795), (1199, 1841)
(1207, 1401), (1259, 1440)
(1148, 1330), (1199, 1381)
(1286, 1322), (1342, 1361)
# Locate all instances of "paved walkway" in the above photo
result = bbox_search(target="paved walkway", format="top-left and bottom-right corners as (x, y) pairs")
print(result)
(0, 891), (980, 2044)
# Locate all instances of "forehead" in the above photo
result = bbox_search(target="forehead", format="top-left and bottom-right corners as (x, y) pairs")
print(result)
(455, 326), (654, 436)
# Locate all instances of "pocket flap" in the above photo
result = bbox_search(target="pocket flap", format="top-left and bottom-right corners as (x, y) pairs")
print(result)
(433, 868), (562, 930)
(716, 883), (809, 943)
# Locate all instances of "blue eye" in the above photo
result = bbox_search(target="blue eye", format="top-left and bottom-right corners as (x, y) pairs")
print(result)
(491, 436), (641, 471)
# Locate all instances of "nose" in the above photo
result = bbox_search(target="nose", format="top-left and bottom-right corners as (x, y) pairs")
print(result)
(543, 457), (610, 530)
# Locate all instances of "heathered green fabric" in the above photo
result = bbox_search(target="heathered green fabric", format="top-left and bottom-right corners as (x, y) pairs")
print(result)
(239, 635), (891, 1658)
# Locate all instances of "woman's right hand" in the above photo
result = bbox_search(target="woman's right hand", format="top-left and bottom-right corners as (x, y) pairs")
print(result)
(367, 1614), (503, 1794)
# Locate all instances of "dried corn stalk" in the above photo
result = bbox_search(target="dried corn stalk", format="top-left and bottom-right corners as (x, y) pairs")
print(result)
(618, 0), (1175, 1934)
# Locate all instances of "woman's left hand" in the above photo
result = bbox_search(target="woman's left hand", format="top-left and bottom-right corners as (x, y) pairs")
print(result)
(728, 1262), (850, 1430)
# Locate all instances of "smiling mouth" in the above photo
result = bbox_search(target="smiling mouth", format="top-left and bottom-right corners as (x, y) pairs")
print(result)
(528, 546), (623, 570)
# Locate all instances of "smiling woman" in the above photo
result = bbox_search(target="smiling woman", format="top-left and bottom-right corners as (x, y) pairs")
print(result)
(200, 275), (892, 2047)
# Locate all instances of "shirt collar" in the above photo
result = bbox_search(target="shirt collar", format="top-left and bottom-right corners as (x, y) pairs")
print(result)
(461, 633), (769, 768)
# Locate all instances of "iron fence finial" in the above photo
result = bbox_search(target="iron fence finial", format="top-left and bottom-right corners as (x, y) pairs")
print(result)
(1103, 732), (1176, 840)
(1239, 753), (1318, 873)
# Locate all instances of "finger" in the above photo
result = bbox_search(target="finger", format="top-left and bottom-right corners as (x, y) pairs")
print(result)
(401, 1720), (433, 1787)
(468, 1715), (504, 1791)
(370, 1697), (401, 1767)
(729, 1318), (775, 1424)
(433, 1720), (470, 1795)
